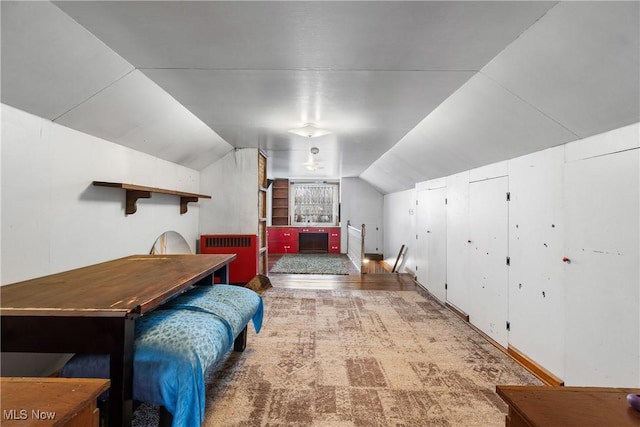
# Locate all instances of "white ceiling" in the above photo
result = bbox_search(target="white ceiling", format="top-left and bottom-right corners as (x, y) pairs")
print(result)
(2, 1), (638, 193)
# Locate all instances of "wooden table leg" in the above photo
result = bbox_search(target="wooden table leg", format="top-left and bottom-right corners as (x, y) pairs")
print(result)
(108, 317), (136, 427)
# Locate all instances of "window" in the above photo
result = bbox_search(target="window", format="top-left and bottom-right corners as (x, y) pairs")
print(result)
(291, 182), (339, 226)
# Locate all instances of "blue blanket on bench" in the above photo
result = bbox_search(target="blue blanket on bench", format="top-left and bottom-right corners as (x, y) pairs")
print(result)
(164, 284), (264, 341)
(61, 285), (263, 427)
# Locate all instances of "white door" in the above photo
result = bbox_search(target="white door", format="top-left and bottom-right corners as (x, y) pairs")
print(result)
(563, 148), (639, 387)
(468, 176), (509, 348)
(446, 172), (471, 314)
(363, 223), (381, 255)
(507, 146), (565, 380)
(425, 187), (447, 302)
(416, 188), (429, 290)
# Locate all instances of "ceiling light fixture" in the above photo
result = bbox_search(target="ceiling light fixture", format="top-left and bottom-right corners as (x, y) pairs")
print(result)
(305, 146), (323, 171)
(288, 123), (332, 138)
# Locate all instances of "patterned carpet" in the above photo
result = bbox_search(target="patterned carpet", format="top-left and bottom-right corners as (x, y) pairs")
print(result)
(269, 254), (350, 275)
(131, 287), (542, 426)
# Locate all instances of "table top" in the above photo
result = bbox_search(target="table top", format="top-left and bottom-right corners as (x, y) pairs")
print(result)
(0, 254), (236, 317)
(0, 377), (110, 427)
(496, 385), (640, 426)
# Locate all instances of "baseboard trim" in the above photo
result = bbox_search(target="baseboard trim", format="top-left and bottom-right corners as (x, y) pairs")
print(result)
(440, 299), (564, 387)
(445, 302), (470, 322)
(465, 321), (509, 356)
(507, 345), (564, 387)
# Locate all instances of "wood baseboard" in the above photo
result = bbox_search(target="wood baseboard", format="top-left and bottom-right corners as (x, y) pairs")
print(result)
(442, 302), (563, 387)
(507, 345), (564, 387)
(445, 302), (470, 322)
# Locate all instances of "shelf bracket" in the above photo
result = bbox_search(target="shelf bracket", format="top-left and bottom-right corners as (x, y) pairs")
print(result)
(180, 196), (199, 215)
(126, 190), (151, 215)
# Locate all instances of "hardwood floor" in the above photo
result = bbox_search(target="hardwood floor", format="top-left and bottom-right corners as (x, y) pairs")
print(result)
(267, 254), (420, 291)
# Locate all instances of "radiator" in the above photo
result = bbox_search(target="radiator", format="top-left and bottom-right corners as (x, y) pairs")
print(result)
(200, 234), (258, 284)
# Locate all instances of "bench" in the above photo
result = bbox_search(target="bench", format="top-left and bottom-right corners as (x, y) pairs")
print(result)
(61, 285), (263, 427)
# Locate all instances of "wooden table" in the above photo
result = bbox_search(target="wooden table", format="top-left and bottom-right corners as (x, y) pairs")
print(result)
(496, 385), (640, 426)
(1, 377), (110, 427)
(1, 254), (236, 427)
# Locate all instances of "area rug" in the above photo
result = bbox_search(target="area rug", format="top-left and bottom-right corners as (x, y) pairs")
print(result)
(269, 253), (349, 275)
(133, 287), (541, 426)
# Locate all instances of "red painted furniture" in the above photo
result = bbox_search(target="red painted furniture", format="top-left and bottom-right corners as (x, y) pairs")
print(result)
(268, 227), (340, 254)
(200, 234), (258, 284)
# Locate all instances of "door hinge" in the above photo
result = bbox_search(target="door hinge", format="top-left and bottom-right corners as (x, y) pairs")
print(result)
(506, 256), (511, 266)
(416, 234), (419, 240)
(445, 283), (448, 290)
(445, 198), (448, 205)
(506, 192), (511, 201)
(506, 321), (511, 331)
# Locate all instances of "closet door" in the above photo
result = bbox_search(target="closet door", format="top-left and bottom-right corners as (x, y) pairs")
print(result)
(416, 184), (447, 302)
(416, 187), (430, 290)
(468, 176), (509, 348)
(563, 148), (639, 387)
(446, 172), (471, 314)
(424, 187), (447, 302)
(508, 146), (565, 380)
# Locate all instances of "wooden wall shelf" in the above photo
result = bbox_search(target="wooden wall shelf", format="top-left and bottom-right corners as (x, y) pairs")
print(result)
(93, 181), (211, 215)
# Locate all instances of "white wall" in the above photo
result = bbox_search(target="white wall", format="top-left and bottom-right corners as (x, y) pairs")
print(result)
(198, 148), (258, 236)
(387, 122), (640, 387)
(383, 188), (415, 272)
(341, 177), (384, 254)
(1, 104), (202, 375)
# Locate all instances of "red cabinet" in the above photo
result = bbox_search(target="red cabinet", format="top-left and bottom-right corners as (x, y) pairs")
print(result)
(268, 227), (340, 254)
(268, 227), (298, 254)
(329, 228), (341, 254)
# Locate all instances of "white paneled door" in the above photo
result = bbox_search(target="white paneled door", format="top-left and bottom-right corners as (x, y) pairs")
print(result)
(446, 172), (471, 315)
(363, 223), (381, 255)
(416, 188), (429, 292)
(468, 176), (510, 348)
(416, 185), (447, 302)
(507, 146), (565, 380)
(563, 148), (639, 387)
(426, 187), (448, 302)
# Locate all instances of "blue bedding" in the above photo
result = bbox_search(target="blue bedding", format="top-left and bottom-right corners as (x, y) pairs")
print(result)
(165, 284), (264, 341)
(61, 285), (264, 427)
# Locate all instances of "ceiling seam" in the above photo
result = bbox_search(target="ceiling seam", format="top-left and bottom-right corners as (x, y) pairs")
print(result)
(51, 68), (136, 123)
(478, 70), (580, 140)
(481, 1), (561, 73)
(137, 67), (479, 73)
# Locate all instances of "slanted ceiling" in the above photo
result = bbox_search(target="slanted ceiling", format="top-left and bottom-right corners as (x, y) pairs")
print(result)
(2, 1), (638, 194)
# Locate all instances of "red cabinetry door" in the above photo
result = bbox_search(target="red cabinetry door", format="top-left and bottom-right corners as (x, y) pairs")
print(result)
(268, 227), (298, 253)
(328, 228), (341, 253)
